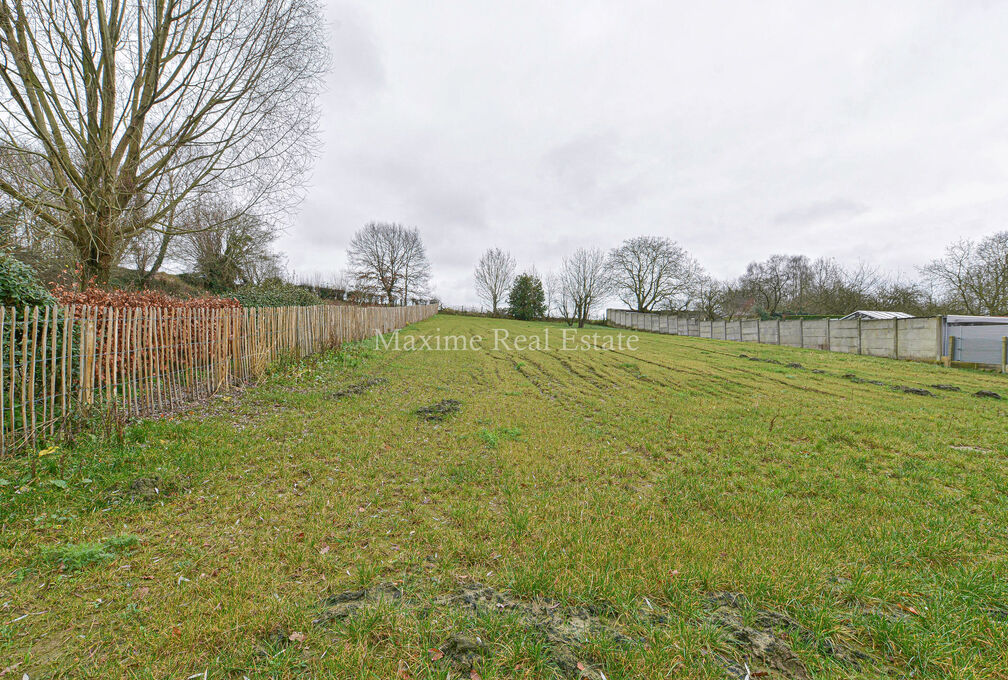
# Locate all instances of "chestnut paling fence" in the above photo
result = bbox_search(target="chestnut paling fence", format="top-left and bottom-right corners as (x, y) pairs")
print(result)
(0, 303), (437, 454)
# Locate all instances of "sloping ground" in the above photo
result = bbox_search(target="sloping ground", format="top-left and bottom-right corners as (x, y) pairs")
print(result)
(1, 315), (1006, 678)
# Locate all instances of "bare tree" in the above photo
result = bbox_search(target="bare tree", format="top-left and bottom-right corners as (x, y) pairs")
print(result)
(608, 236), (700, 312)
(348, 222), (430, 305)
(558, 248), (611, 328)
(922, 231), (1008, 315)
(400, 229), (431, 305)
(174, 196), (281, 292)
(473, 247), (515, 315)
(692, 275), (724, 319)
(738, 254), (797, 316)
(0, 0), (327, 285)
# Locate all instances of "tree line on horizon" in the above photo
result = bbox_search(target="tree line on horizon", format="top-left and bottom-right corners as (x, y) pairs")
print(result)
(472, 231), (1008, 326)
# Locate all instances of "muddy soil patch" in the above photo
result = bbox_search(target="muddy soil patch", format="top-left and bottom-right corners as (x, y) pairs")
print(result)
(332, 377), (386, 398)
(128, 475), (178, 502)
(312, 581), (874, 679)
(415, 399), (461, 421)
(930, 384), (961, 392)
(974, 390), (1002, 399)
(893, 385), (934, 397)
(705, 592), (869, 679)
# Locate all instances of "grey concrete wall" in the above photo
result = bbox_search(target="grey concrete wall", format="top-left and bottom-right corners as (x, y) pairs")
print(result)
(605, 310), (942, 364)
(741, 320), (760, 342)
(802, 319), (829, 350)
(726, 321), (742, 341)
(897, 317), (941, 361)
(829, 319), (860, 354)
(861, 319), (896, 358)
(780, 320), (802, 347)
(759, 320), (780, 344)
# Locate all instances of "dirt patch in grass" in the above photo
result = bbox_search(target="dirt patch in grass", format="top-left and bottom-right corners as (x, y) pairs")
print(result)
(415, 399), (461, 421)
(332, 377), (387, 398)
(128, 475), (178, 502)
(313, 581), (873, 680)
(315, 581), (625, 678)
(313, 583), (403, 624)
(893, 385), (934, 397)
(706, 591), (869, 679)
(974, 390), (1002, 399)
(930, 384), (961, 392)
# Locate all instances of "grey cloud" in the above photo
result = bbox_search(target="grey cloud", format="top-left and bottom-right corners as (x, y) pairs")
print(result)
(773, 198), (869, 226)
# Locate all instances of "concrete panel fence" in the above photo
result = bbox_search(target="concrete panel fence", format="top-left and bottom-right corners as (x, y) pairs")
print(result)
(607, 309), (944, 365)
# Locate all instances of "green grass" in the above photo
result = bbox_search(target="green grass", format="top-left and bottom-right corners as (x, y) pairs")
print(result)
(1, 315), (1006, 678)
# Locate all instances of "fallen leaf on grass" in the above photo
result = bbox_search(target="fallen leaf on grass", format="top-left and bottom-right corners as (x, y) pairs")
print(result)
(895, 603), (922, 616)
(428, 649), (443, 661)
(319, 545), (330, 555)
(470, 671), (482, 680)
(288, 631), (306, 642)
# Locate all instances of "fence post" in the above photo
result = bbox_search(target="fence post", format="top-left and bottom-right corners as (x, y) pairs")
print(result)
(857, 318), (862, 355)
(1002, 336), (1007, 374)
(799, 318), (804, 348)
(893, 318), (899, 360)
(777, 319), (781, 345)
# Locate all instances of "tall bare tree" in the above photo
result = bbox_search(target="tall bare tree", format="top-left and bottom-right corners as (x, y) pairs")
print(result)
(0, 0), (326, 285)
(399, 228), (431, 305)
(348, 222), (430, 305)
(608, 236), (700, 312)
(558, 247), (611, 328)
(922, 231), (1008, 315)
(473, 247), (515, 315)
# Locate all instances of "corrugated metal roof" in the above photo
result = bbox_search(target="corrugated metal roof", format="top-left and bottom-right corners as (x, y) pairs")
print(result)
(945, 314), (1008, 325)
(838, 310), (914, 320)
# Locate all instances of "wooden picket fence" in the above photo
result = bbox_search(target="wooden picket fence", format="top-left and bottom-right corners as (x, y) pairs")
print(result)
(0, 303), (437, 454)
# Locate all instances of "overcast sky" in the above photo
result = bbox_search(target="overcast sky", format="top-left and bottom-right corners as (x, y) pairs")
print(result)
(277, 1), (1008, 307)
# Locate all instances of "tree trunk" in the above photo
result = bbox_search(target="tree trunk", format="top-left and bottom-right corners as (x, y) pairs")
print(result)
(138, 232), (173, 287)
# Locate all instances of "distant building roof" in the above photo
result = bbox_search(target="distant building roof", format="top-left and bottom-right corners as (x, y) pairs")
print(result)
(945, 314), (1008, 325)
(838, 310), (914, 320)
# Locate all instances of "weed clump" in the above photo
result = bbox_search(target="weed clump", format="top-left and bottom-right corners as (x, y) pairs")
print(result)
(415, 399), (461, 421)
(477, 426), (522, 448)
(42, 535), (138, 572)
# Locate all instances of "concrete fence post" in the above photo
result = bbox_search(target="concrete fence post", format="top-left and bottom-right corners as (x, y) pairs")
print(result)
(777, 319), (781, 345)
(799, 318), (804, 348)
(857, 318), (862, 355)
(756, 320), (761, 343)
(894, 319), (899, 360)
(1002, 335), (1007, 374)
(826, 318), (831, 352)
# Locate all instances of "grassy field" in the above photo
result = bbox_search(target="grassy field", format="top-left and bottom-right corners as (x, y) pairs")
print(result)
(1, 314), (1007, 679)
